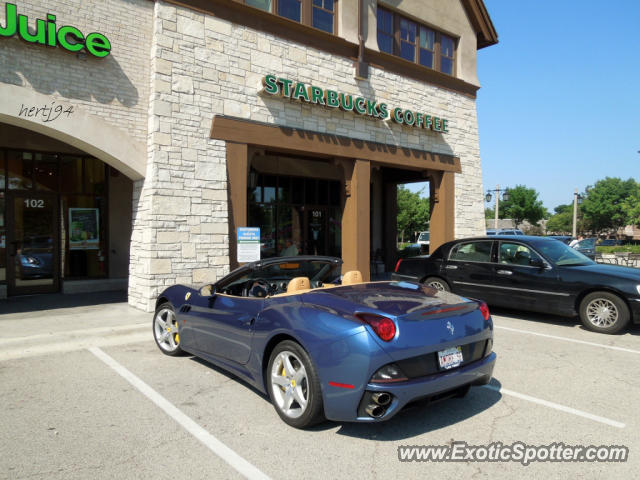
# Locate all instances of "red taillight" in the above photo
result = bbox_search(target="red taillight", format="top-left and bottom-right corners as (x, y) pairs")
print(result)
(356, 313), (396, 342)
(479, 301), (490, 321)
(394, 259), (402, 272)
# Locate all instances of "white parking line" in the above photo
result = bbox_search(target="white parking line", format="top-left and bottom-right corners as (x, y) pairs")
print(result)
(483, 385), (626, 429)
(89, 347), (271, 480)
(494, 325), (640, 355)
(1, 323), (148, 345)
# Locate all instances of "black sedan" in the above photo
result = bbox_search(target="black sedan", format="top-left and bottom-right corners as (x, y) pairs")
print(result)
(393, 235), (640, 334)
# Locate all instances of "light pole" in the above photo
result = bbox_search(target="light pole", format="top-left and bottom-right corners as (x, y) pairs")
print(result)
(572, 189), (583, 237)
(485, 185), (510, 230)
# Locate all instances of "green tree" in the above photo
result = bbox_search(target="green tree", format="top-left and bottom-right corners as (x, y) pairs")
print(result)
(623, 188), (640, 226)
(484, 206), (495, 221)
(581, 177), (640, 233)
(498, 185), (548, 226)
(545, 204), (573, 233)
(397, 185), (430, 243)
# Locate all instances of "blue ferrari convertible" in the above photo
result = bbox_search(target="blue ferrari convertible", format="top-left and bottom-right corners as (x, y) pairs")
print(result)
(153, 256), (496, 428)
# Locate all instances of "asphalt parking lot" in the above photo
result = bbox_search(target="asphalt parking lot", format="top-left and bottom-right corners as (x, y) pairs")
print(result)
(1, 294), (639, 479)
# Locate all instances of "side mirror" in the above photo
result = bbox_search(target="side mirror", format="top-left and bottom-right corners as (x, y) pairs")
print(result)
(529, 258), (545, 269)
(199, 284), (216, 297)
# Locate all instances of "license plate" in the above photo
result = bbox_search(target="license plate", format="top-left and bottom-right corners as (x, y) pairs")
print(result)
(438, 346), (463, 370)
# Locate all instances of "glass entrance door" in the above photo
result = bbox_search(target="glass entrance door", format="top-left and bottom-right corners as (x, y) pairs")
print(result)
(304, 208), (327, 256)
(7, 193), (59, 295)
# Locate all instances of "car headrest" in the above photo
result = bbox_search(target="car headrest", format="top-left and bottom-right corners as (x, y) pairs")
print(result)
(342, 270), (363, 285)
(287, 277), (311, 293)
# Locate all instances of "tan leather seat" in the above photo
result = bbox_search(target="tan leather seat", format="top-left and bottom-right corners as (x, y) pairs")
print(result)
(342, 270), (363, 285)
(287, 277), (311, 293)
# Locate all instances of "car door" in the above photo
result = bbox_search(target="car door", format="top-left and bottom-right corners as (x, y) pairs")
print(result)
(187, 272), (263, 365)
(491, 241), (562, 311)
(444, 240), (497, 304)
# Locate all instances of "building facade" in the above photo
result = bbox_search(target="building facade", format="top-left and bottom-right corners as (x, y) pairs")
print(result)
(0, 0), (497, 310)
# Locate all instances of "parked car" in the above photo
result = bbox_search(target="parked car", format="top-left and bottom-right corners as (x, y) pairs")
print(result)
(153, 256), (496, 428)
(486, 228), (524, 235)
(417, 231), (430, 248)
(393, 236), (640, 334)
(547, 235), (574, 245)
(573, 237), (596, 260)
(599, 239), (623, 247)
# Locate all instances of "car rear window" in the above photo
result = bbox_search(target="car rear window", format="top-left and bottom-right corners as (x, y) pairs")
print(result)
(449, 241), (493, 262)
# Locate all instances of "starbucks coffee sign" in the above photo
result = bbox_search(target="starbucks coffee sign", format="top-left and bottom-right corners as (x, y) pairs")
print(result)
(261, 74), (449, 133)
(0, 2), (111, 58)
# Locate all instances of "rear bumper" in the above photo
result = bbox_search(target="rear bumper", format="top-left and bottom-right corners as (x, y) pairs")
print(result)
(324, 352), (496, 422)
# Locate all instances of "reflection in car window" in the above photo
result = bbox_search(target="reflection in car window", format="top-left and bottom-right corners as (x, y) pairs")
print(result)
(499, 242), (542, 266)
(449, 241), (492, 262)
(575, 238), (596, 249)
(535, 241), (594, 266)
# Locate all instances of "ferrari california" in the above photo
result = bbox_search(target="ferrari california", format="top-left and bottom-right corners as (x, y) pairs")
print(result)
(153, 256), (496, 428)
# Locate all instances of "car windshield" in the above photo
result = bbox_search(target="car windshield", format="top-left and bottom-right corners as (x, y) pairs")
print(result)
(418, 232), (429, 241)
(536, 240), (595, 266)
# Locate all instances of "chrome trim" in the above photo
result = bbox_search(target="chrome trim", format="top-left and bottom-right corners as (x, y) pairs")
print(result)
(452, 281), (571, 297)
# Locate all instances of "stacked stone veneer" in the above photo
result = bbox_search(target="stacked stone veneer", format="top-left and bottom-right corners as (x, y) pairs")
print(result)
(0, 0), (153, 145)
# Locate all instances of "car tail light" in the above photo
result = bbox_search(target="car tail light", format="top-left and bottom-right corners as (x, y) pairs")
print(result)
(394, 259), (402, 272)
(478, 301), (490, 321)
(356, 313), (396, 342)
(370, 363), (408, 383)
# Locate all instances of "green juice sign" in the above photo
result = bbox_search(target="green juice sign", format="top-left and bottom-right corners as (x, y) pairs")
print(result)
(0, 2), (111, 58)
(261, 74), (449, 133)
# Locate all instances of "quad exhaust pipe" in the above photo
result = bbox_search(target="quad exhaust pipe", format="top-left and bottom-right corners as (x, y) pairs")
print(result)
(364, 392), (393, 418)
(365, 403), (385, 418)
(371, 392), (391, 406)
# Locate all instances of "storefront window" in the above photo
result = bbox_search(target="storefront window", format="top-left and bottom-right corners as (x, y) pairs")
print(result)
(61, 195), (107, 279)
(0, 193), (5, 283)
(263, 175), (277, 203)
(84, 158), (106, 194)
(248, 172), (341, 259)
(250, 203), (276, 258)
(0, 152), (5, 190)
(34, 153), (59, 191)
(60, 156), (83, 193)
(7, 151), (33, 190)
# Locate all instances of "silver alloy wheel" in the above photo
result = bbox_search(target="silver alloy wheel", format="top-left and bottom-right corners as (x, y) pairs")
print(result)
(428, 280), (447, 291)
(585, 298), (619, 328)
(154, 308), (180, 352)
(270, 350), (309, 419)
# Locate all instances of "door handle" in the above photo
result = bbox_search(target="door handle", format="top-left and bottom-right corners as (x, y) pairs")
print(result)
(445, 265), (458, 270)
(496, 270), (513, 276)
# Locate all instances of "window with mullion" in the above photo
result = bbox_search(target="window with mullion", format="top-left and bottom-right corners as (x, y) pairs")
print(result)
(399, 18), (417, 62)
(440, 34), (455, 75)
(244, 0), (336, 34)
(377, 7), (394, 54)
(419, 26), (435, 68)
(246, 0), (273, 12)
(312, 0), (335, 34)
(278, 0), (302, 22)
(376, 6), (457, 76)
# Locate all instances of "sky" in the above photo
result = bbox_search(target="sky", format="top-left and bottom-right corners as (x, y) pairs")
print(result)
(476, 0), (640, 211)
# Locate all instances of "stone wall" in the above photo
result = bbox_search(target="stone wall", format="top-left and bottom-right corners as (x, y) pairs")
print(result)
(127, 0), (486, 310)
